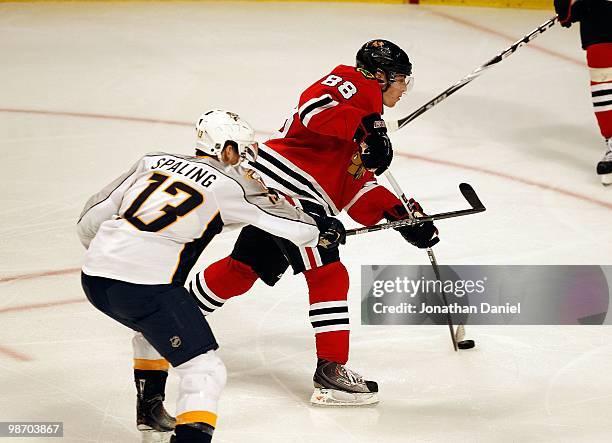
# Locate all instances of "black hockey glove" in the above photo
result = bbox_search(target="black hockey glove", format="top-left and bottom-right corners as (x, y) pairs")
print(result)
(554, 0), (584, 27)
(309, 213), (346, 249)
(354, 113), (393, 176)
(383, 200), (439, 249)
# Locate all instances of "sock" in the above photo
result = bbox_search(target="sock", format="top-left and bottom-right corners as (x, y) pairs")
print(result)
(586, 43), (612, 139)
(304, 262), (350, 364)
(204, 257), (258, 298)
(189, 257), (258, 314)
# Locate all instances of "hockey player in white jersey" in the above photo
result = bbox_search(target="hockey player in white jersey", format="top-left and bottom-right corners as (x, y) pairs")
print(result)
(77, 110), (346, 443)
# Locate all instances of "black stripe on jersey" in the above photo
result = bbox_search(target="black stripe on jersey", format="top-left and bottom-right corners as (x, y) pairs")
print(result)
(594, 99), (612, 108)
(195, 277), (224, 308)
(171, 213), (224, 285)
(299, 96), (334, 122)
(309, 306), (349, 316)
(311, 318), (350, 328)
(256, 148), (335, 214)
(592, 89), (612, 97)
(249, 161), (318, 201)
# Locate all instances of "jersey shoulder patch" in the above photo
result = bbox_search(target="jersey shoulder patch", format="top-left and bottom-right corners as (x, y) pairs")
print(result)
(356, 67), (375, 79)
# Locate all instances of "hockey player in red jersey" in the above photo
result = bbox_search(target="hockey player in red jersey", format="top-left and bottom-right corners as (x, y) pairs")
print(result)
(554, 0), (612, 184)
(189, 40), (440, 406)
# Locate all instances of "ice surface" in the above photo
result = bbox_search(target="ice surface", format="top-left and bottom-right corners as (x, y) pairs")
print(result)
(1, 2), (611, 442)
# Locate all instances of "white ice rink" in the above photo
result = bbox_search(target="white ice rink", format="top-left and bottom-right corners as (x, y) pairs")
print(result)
(1, 1), (612, 442)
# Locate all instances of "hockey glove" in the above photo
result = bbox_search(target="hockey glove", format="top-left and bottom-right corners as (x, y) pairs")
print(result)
(554, 0), (584, 27)
(354, 113), (393, 176)
(310, 213), (346, 249)
(354, 113), (387, 143)
(383, 200), (439, 249)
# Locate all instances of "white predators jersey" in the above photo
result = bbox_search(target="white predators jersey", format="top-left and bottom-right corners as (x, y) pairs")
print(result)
(77, 152), (320, 284)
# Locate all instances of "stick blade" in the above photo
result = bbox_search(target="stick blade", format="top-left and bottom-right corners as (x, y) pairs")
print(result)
(459, 183), (485, 212)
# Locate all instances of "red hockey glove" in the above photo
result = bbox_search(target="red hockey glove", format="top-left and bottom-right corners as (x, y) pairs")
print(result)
(354, 114), (393, 176)
(383, 200), (439, 249)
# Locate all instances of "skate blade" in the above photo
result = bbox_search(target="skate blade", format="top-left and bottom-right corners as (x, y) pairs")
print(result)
(139, 428), (173, 443)
(310, 387), (379, 407)
(600, 173), (612, 186)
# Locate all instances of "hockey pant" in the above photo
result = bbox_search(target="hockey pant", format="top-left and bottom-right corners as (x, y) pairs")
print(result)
(587, 43), (612, 139)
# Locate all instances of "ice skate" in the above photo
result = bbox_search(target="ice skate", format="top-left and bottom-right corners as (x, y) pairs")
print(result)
(134, 369), (175, 442)
(597, 139), (612, 185)
(138, 394), (175, 442)
(310, 359), (379, 406)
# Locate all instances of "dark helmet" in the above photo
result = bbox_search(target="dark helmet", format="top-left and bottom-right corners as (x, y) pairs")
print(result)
(356, 39), (412, 89)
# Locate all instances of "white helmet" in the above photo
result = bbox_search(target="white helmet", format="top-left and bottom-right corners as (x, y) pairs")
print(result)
(195, 109), (258, 163)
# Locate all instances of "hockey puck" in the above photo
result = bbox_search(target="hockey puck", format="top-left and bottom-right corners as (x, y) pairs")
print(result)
(457, 340), (475, 350)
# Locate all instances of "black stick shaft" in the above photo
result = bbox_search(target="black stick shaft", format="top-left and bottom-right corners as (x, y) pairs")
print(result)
(384, 171), (458, 351)
(426, 248), (458, 351)
(345, 201), (484, 236)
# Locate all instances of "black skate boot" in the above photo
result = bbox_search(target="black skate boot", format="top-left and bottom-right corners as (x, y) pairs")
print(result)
(596, 139), (612, 186)
(311, 358), (379, 406)
(135, 369), (176, 442)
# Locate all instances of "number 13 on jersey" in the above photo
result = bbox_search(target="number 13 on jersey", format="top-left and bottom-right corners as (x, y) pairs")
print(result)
(124, 172), (204, 232)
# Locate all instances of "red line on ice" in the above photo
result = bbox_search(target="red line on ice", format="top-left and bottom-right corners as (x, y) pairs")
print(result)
(0, 267), (81, 284)
(0, 345), (32, 362)
(0, 108), (191, 127)
(0, 297), (85, 315)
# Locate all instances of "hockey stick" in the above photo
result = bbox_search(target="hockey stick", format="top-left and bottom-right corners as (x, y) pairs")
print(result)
(384, 170), (473, 351)
(345, 182), (485, 237)
(386, 16), (558, 132)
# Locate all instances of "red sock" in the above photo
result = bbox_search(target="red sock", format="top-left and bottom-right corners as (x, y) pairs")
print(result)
(304, 262), (350, 364)
(586, 43), (612, 139)
(203, 257), (258, 300)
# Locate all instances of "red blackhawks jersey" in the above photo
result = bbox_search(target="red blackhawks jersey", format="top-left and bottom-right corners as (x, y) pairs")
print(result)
(250, 64), (398, 223)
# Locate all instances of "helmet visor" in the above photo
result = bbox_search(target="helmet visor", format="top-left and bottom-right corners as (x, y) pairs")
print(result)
(389, 73), (414, 92)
